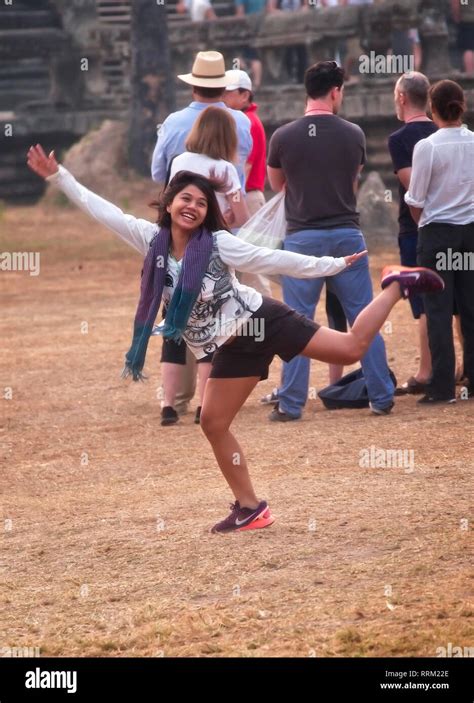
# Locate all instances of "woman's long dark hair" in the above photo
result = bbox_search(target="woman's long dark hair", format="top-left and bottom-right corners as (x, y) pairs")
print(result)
(429, 80), (466, 122)
(150, 170), (230, 232)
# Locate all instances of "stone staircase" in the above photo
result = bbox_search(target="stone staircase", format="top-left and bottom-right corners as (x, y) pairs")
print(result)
(96, 0), (235, 25)
(94, 0), (236, 109)
(1, 0), (471, 204)
(0, 1), (69, 201)
(0, 1), (62, 111)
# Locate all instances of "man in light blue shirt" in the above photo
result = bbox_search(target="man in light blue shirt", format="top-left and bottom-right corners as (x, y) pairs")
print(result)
(151, 51), (252, 188)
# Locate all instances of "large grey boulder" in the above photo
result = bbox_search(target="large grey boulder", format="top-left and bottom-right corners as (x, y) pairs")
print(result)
(358, 171), (399, 251)
(43, 119), (156, 214)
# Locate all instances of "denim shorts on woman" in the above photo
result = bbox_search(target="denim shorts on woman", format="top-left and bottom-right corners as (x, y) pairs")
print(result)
(209, 296), (320, 381)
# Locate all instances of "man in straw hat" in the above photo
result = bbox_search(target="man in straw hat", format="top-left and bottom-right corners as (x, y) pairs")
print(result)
(151, 51), (252, 189)
(151, 51), (252, 416)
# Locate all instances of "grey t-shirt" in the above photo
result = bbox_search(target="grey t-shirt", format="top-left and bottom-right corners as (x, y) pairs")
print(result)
(267, 114), (366, 233)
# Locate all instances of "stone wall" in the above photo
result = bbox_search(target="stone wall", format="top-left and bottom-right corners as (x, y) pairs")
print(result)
(0, 0), (472, 202)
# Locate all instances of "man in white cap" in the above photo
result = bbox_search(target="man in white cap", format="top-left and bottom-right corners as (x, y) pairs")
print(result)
(151, 51), (252, 416)
(223, 69), (266, 215)
(151, 51), (252, 190)
(224, 69), (271, 297)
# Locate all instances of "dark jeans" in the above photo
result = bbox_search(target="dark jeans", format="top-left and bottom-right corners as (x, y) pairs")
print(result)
(399, 232), (424, 319)
(280, 228), (394, 415)
(417, 222), (474, 398)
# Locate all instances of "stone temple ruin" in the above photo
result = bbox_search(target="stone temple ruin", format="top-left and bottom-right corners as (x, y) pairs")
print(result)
(0, 0), (472, 202)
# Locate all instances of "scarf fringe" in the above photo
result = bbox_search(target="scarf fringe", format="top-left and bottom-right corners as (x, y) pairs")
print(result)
(121, 363), (148, 383)
(162, 328), (184, 344)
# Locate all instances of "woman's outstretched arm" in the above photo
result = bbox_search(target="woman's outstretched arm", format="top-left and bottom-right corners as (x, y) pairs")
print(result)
(27, 145), (157, 256)
(216, 230), (367, 278)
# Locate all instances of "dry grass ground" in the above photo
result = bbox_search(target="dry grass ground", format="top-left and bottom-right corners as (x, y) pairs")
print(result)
(1, 194), (472, 657)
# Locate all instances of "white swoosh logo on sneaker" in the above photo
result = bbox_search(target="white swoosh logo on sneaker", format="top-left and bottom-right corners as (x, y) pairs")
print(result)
(235, 512), (260, 526)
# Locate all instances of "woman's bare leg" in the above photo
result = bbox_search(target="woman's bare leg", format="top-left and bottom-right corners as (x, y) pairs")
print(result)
(200, 376), (261, 509)
(301, 283), (402, 363)
(161, 362), (182, 407)
(328, 362), (344, 384)
(454, 315), (464, 381)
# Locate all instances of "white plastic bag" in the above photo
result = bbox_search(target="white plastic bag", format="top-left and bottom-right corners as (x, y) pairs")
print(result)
(236, 192), (286, 291)
(237, 191), (286, 250)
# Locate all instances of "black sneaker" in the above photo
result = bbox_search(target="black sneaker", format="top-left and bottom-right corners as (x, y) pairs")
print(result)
(269, 404), (300, 422)
(417, 395), (456, 405)
(161, 406), (179, 426)
(194, 406), (202, 424)
(211, 500), (274, 534)
(261, 388), (279, 405)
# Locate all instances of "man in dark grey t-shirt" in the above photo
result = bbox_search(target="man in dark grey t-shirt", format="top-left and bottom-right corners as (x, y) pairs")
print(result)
(266, 60), (394, 419)
(269, 102), (365, 233)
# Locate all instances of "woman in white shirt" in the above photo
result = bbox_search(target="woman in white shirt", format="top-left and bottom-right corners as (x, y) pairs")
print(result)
(170, 105), (250, 228)
(28, 145), (443, 533)
(405, 80), (474, 404)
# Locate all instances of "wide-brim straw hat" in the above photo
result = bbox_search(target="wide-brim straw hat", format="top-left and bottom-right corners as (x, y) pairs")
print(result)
(178, 51), (233, 88)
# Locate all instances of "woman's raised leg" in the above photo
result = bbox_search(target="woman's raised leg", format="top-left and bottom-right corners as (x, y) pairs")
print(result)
(301, 282), (402, 363)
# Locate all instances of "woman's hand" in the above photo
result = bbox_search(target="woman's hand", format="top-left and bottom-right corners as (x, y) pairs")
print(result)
(344, 250), (368, 267)
(223, 207), (236, 228)
(27, 144), (59, 179)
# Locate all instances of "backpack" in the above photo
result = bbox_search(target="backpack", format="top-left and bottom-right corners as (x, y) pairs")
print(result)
(317, 368), (397, 410)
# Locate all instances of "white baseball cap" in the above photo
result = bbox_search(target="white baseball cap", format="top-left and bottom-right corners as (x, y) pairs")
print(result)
(224, 69), (252, 92)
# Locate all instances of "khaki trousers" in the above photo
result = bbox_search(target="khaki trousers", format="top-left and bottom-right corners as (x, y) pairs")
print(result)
(174, 346), (197, 415)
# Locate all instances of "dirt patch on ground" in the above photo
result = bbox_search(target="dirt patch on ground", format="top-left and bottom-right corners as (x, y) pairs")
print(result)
(1, 197), (472, 657)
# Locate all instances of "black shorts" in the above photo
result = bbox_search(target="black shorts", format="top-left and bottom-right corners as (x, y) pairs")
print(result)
(161, 338), (213, 365)
(209, 296), (320, 381)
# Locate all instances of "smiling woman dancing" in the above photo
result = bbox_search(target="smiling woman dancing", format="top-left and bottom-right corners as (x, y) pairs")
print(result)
(27, 145), (444, 534)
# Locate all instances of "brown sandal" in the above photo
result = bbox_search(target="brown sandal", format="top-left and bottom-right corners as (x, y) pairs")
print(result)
(394, 376), (427, 396)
